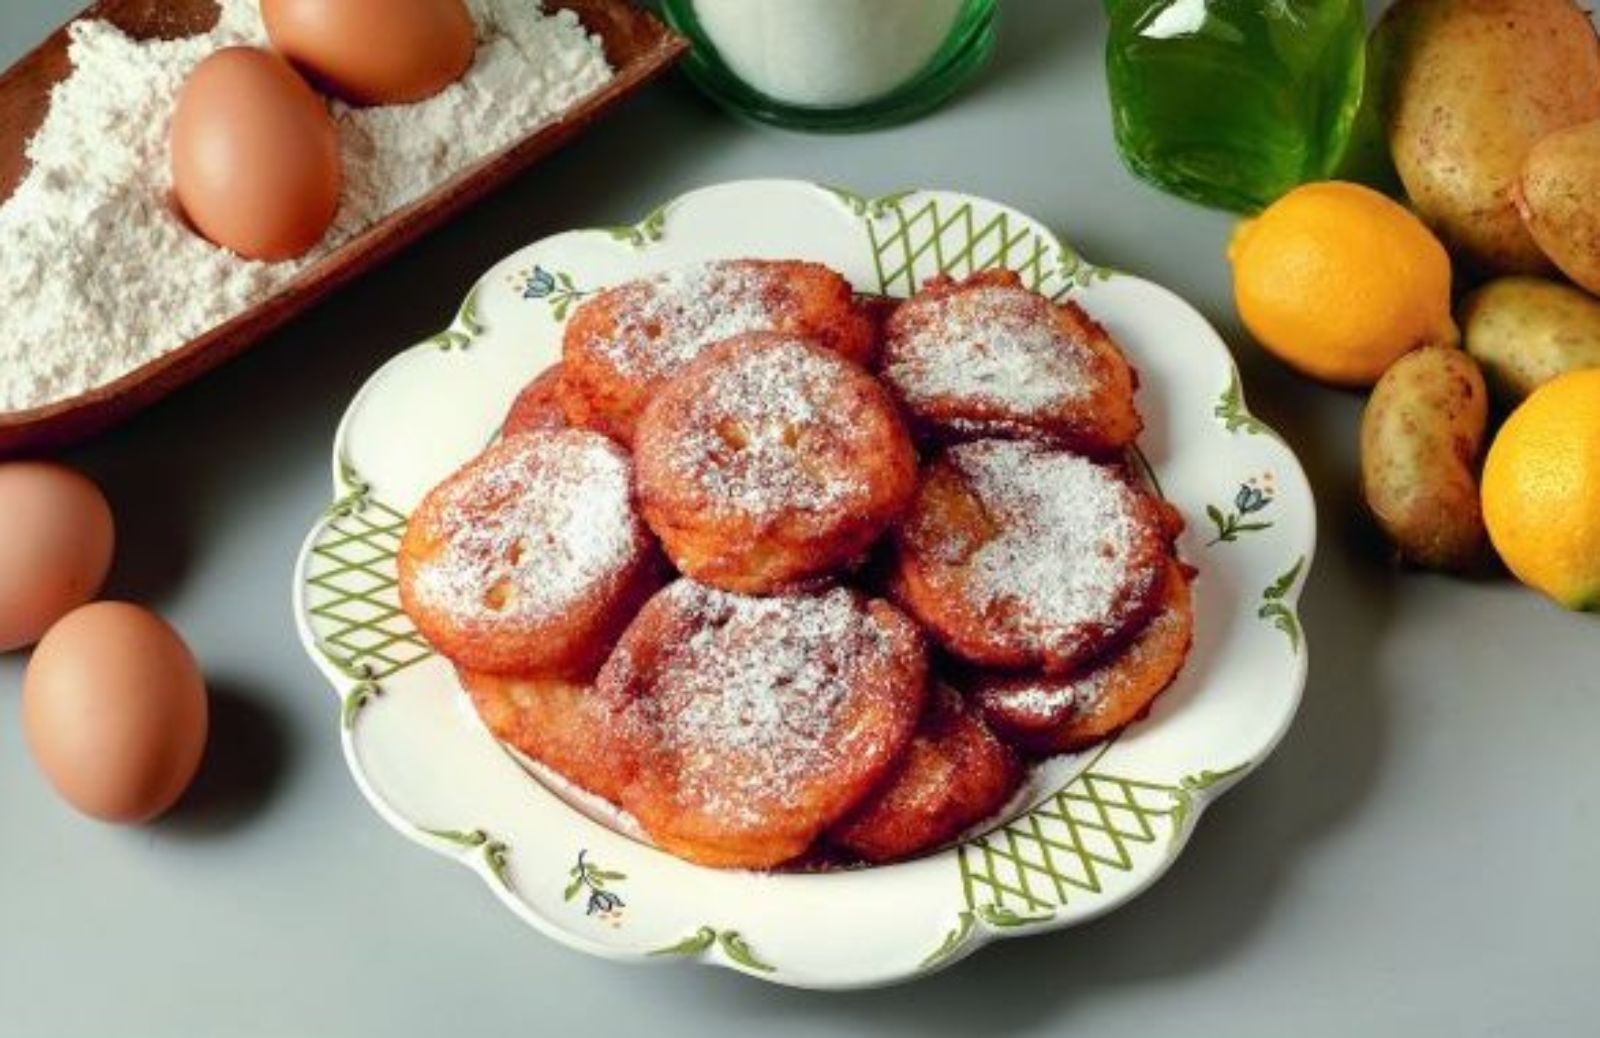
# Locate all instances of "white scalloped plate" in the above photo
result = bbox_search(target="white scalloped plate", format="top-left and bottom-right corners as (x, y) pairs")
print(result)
(291, 180), (1315, 990)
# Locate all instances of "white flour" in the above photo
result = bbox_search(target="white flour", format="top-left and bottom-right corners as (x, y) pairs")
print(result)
(0, 0), (613, 412)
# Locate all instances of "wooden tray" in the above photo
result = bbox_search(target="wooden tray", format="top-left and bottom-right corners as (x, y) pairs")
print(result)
(0, 0), (686, 456)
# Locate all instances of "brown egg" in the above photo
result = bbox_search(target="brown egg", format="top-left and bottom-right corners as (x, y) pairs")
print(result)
(171, 46), (342, 261)
(23, 603), (208, 824)
(262, 0), (477, 106)
(0, 463), (114, 653)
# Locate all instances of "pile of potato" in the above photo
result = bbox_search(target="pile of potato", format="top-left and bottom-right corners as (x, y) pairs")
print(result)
(1359, 0), (1600, 569)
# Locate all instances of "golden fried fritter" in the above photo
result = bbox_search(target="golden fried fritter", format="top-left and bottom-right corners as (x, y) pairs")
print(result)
(457, 668), (636, 803)
(560, 259), (875, 445)
(880, 269), (1141, 454)
(973, 560), (1195, 754)
(501, 365), (570, 437)
(595, 581), (928, 869)
(398, 430), (663, 676)
(829, 684), (1021, 863)
(889, 439), (1170, 674)
(633, 333), (918, 594)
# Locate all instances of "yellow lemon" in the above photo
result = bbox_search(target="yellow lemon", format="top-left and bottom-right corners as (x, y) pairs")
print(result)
(1481, 368), (1600, 611)
(1228, 181), (1458, 387)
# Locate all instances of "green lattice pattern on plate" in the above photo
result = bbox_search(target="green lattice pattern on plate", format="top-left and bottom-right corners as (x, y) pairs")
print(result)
(305, 493), (432, 681)
(960, 765), (1184, 912)
(857, 192), (1111, 301)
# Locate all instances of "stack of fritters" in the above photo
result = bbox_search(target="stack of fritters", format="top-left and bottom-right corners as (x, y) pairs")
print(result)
(398, 259), (1193, 870)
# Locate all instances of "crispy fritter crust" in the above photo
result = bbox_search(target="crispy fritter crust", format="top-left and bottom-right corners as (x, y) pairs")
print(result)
(560, 260), (875, 445)
(828, 684), (1022, 863)
(972, 561), (1195, 755)
(398, 431), (664, 676)
(881, 269), (1141, 454)
(889, 440), (1170, 674)
(501, 365), (570, 437)
(457, 668), (635, 803)
(634, 333), (918, 594)
(595, 582), (928, 869)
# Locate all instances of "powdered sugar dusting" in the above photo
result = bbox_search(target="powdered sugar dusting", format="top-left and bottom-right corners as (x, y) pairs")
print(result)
(600, 261), (782, 380)
(625, 582), (905, 826)
(411, 432), (641, 626)
(988, 681), (1082, 722)
(659, 338), (869, 517)
(946, 440), (1146, 641)
(885, 285), (1095, 414)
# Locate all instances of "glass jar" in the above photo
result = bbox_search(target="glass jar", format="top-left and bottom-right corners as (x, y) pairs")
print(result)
(660, 0), (998, 132)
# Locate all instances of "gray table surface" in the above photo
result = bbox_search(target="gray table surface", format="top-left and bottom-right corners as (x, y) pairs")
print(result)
(3, 3), (1597, 1035)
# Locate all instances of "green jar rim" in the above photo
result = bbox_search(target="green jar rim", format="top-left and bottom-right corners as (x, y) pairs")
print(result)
(659, 0), (999, 132)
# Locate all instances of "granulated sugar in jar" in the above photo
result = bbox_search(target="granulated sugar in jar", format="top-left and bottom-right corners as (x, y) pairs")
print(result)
(661, 0), (996, 131)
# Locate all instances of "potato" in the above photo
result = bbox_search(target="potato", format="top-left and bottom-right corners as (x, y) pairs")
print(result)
(1372, 0), (1600, 275)
(1516, 120), (1600, 294)
(1462, 276), (1600, 403)
(1360, 347), (1489, 570)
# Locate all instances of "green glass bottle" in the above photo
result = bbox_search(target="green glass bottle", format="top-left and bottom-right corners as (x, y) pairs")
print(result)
(1105, 0), (1367, 213)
